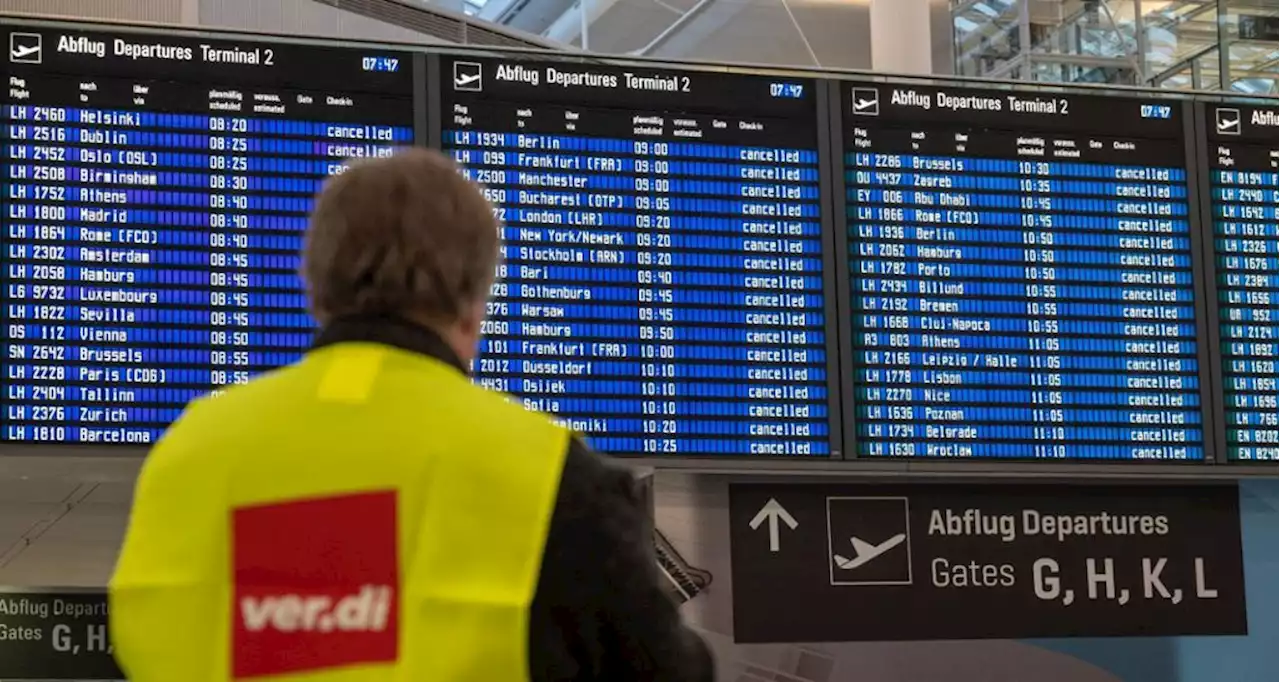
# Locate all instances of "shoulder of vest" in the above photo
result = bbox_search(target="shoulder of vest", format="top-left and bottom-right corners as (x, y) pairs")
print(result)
(442, 369), (567, 434)
(175, 346), (570, 443)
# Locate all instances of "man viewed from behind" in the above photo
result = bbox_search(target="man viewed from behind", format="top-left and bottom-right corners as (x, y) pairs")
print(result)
(109, 148), (714, 682)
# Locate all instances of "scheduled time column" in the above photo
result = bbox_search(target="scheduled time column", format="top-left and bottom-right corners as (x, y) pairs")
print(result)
(207, 113), (254, 393)
(634, 139), (679, 454)
(1018, 159), (1067, 454)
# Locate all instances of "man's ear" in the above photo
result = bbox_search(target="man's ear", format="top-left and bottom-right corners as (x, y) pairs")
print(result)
(458, 295), (488, 345)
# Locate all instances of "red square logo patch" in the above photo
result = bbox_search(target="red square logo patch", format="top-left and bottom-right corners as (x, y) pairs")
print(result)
(232, 490), (399, 679)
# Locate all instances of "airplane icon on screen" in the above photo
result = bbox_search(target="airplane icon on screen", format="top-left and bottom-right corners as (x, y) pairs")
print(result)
(9, 33), (42, 64)
(833, 533), (906, 570)
(453, 61), (483, 91)
(851, 87), (880, 116)
(1216, 108), (1242, 135)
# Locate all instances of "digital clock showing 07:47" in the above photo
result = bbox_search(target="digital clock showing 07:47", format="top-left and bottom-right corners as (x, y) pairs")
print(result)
(770, 82), (805, 99)
(361, 56), (402, 73)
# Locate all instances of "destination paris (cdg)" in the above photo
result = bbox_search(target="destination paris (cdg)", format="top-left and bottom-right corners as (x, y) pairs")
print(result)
(730, 483), (1246, 642)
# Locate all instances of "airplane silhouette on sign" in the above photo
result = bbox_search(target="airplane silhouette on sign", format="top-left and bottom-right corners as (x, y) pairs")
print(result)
(833, 533), (906, 570)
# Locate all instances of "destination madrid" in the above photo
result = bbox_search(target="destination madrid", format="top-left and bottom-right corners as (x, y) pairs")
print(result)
(929, 508), (1170, 543)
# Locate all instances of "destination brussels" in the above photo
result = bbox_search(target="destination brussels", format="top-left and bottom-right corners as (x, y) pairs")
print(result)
(57, 35), (274, 65)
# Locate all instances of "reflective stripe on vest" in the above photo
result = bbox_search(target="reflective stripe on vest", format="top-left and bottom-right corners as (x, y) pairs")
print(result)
(110, 343), (569, 681)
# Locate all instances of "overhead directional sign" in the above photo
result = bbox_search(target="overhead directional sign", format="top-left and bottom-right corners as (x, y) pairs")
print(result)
(0, 589), (122, 680)
(729, 484), (1247, 642)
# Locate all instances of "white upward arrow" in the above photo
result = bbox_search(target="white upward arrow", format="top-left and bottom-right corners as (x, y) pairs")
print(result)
(749, 498), (798, 553)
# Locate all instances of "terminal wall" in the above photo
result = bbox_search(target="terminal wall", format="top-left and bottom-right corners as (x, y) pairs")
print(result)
(0, 465), (1272, 682)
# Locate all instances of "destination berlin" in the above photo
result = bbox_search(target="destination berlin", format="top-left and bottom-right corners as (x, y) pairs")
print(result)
(929, 508), (1170, 542)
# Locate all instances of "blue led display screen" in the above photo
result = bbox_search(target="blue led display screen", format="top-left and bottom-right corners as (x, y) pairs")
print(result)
(843, 85), (1206, 460)
(1207, 104), (1279, 461)
(0, 26), (414, 443)
(442, 57), (834, 456)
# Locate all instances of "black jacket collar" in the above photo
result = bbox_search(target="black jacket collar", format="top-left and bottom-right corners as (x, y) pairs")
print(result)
(312, 315), (467, 374)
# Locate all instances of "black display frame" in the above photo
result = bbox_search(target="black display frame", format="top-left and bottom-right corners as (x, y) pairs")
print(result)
(425, 52), (846, 460)
(1194, 99), (1280, 466)
(0, 17), (427, 449)
(828, 78), (1219, 466)
(0, 13), (1272, 477)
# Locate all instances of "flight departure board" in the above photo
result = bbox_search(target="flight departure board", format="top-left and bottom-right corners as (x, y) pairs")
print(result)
(840, 84), (1208, 460)
(1205, 103), (1279, 461)
(0, 25), (415, 443)
(441, 56), (837, 457)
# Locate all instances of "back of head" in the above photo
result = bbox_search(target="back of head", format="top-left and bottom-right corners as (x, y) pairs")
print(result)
(302, 148), (500, 347)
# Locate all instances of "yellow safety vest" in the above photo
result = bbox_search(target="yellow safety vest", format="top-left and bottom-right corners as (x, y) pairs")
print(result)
(109, 342), (569, 681)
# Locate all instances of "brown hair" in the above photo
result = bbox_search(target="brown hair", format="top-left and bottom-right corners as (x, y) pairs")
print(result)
(301, 148), (500, 324)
